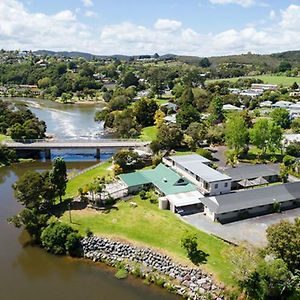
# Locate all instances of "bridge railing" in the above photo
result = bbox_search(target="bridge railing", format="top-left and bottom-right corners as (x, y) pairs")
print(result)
(5, 138), (147, 144)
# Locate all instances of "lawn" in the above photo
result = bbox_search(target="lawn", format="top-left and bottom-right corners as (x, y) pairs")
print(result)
(61, 195), (235, 286)
(63, 161), (112, 200)
(207, 75), (300, 86)
(139, 126), (158, 142)
(0, 134), (11, 142)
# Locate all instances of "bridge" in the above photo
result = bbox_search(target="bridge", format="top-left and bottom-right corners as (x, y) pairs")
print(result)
(3, 139), (150, 159)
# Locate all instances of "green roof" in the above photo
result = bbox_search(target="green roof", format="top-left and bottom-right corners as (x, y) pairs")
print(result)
(119, 164), (196, 195)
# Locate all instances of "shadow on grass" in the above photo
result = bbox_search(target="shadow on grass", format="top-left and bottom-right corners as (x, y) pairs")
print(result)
(189, 249), (209, 265)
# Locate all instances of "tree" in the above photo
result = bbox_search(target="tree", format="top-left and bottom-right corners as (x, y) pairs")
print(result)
(113, 150), (142, 171)
(179, 87), (194, 106)
(176, 105), (200, 130)
(266, 218), (300, 272)
(181, 232), (208, 265)
(291, 118), (300, 133)
(40, 221), (81, 256)
(50, 157), (68, 203)
(8, 208), (49, 240)
(122, 71), (139, 88)
(250, 119), (282, 154)
(154, 110), (165, 129)
(209, 97), (224, 124)
(13, 171), (44, 209)
(199, 57), (211, 68)
(291, 82), (299, 90)
(225, 114), (249, 155)
(156, 124), (183, 150)
(134, 98), (158, 127)
(270, 108), (291, 129)
(278, 61), (292, 72)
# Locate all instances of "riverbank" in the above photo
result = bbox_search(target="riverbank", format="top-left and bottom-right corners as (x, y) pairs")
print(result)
(82, 236), (224, 299)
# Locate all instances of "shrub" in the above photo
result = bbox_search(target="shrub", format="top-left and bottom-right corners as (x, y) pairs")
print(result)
(115, 267), (128, 279)
(40, 221), (81, 256)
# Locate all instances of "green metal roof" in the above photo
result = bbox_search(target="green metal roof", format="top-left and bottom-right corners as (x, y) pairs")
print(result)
(119, 172), (150, 187)
(119, 164), (196, 195)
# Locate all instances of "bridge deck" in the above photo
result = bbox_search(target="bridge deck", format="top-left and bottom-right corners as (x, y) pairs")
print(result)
(4, 140), (149, 150)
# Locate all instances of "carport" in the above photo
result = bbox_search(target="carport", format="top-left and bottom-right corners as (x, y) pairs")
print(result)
(166, 191), (204, 215)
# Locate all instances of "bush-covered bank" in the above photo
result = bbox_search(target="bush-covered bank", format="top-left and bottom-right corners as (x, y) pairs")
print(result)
(82, 236), (224, 300)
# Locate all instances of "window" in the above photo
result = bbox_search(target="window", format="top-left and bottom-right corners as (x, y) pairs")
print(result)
(215, 183), (218, 189)
(224, 182), (228, 187)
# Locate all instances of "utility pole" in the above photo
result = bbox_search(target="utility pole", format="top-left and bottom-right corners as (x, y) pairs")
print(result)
(68, 202), (72, 223)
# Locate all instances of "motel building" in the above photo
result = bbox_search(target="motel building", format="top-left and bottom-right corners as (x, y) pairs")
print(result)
(119, 154), (300, 223)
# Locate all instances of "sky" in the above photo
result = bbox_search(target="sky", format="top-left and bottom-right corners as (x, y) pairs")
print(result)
(0, 0), (300, 56)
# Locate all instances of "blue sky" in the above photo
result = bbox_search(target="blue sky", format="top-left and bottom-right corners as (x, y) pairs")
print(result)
(1, 0), (300, 56)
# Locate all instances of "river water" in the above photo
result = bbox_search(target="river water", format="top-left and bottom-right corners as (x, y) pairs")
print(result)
(0, 98), (177, 300)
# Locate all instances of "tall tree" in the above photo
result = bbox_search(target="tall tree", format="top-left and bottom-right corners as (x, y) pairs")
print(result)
(270, 108), (291, 129)
(225, 114), (249, 155)
(50, 157), (68, 203)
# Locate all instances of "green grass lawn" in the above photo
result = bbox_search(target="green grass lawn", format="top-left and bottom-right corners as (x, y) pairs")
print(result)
(207, 75), (300, 86)
(0, 134), (11, 142)
(63, 161), (112, 200)
(61, 195), (235, 286)
(139, 126), (158, 142)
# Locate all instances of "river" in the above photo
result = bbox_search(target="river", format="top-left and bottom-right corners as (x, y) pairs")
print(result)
(0, 98), (178, 300)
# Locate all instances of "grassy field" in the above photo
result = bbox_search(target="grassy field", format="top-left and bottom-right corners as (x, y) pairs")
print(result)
(208, 75), (300, 86)
(139, 126), (158, 142)
(61, 195), (235, 286)
(63, 161), (112, 200)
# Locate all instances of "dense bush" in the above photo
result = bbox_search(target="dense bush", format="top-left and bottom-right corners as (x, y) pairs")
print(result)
(40, 221), (82, 256)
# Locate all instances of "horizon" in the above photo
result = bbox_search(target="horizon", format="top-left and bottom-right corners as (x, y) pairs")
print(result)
(1, 0), (300, 57)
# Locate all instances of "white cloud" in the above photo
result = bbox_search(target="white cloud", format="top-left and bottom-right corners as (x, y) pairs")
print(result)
(154, 19), (182, 32)
(84, 10), (97, 17)
(280, 4), (300, 30)
(269, 10), (276, 20)
(209, 0), (255, 7)
(82, 0), (93, 7)
(0, 1), (299, 57)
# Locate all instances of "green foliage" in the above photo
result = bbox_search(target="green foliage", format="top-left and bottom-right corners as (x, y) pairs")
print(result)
(155, 124), (183, 150)
(181, 232), (208, 265)
(134, 98), (158, 127)
(291, 118), (300, 133)
(8, 208), (49, 240)
(270, 108), (291, 129)
(50, 157), (68, 203)
(115, 267), (128, 279)
(250, 119), (282, 154)
(0, 144), (16, 165)
(41, 221), (81, 256)
(225, 113), (249, 155)
(13, 170), (45, 209)
(266, 218), (300, 272)
(176, 105), (200, 130)
(113, 150), (143, 172)
(122, 71), (139, 88)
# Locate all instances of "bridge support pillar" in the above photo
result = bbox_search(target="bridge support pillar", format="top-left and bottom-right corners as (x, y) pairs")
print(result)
(95, 148), (101, 159)
(44, 149), (51, 160)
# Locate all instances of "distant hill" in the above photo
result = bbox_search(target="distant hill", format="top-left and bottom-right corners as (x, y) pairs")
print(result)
(178, 50), (300, 69)
(34, 49), (300, 69)
(34, 50), (177, 61)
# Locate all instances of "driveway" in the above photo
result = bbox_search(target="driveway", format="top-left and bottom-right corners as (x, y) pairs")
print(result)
(181, 208), (300, 247)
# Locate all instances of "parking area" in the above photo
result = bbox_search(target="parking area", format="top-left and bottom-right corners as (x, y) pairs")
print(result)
(182, 207), (300, 246)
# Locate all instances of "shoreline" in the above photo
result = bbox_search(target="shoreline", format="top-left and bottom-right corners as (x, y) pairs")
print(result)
(81, 236), (225, 300)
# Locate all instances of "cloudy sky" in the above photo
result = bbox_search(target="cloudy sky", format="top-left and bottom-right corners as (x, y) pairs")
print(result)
(0, 0), (300, 56)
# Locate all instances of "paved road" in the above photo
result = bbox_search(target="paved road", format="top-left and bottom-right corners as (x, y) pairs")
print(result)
(182, 208), (300, 246)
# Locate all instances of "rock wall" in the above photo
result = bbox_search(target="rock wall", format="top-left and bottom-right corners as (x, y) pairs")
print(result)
(81, 236), (224, 300)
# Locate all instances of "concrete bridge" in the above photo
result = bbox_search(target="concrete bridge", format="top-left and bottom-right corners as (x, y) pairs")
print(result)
(3, 139), (150, 159)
